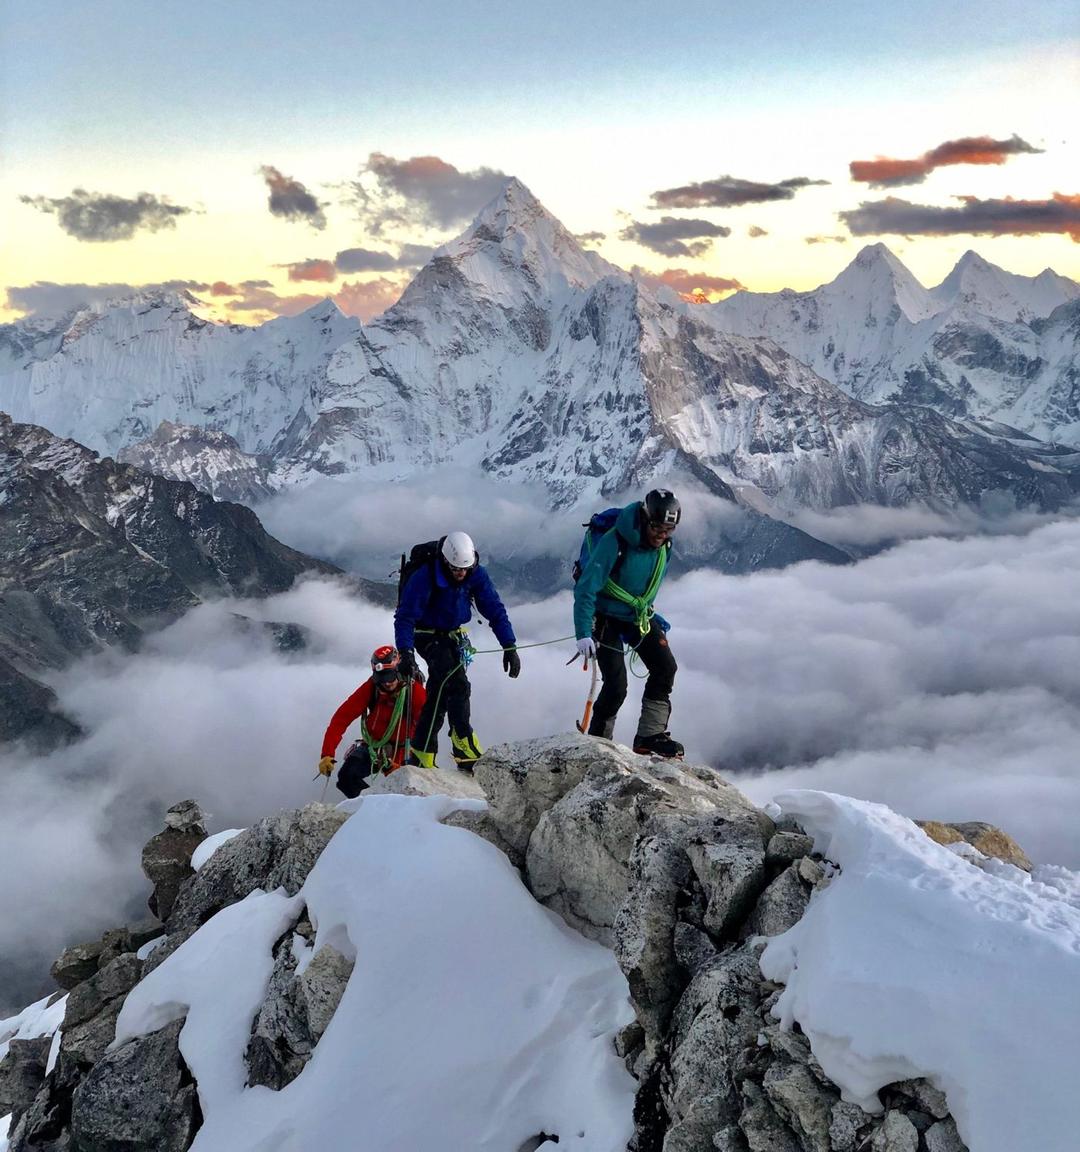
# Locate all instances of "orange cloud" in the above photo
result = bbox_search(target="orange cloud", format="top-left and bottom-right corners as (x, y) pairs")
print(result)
(632, 266), (743, 303)
(210, 281), (239, 296)
(285, 259), (337, 282)
(333, 277), (406, 321)
(850, 134), (1043, 188)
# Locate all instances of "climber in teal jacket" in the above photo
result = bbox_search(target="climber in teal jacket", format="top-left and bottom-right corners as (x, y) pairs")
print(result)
(573, 490), (683, 758)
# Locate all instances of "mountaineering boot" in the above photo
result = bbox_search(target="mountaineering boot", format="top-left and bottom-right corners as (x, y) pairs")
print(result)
(408, 749), (437, 770)
(450, 729), (483, 773)
(633, 731), (684, 759)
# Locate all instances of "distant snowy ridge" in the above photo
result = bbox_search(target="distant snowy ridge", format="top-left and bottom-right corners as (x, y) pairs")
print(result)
(4, 734), (1076, 1151)
(705, 244), (1080, 445)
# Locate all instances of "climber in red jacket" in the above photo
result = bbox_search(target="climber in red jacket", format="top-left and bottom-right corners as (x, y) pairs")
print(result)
(317, 646), (427, 797)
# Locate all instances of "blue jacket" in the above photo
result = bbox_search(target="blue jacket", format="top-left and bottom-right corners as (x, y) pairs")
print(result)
(395, 560), (516, 652)
(573, 502), (671, 640)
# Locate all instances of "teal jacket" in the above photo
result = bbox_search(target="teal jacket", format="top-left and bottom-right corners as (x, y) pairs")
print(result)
(573, 502), (671, 639)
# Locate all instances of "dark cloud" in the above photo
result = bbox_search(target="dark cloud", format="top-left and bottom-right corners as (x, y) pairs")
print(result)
(851, 134), (1044, 189)
(259, 165), (328, 230)
(748, 225), (769, 238)
(283, 259), (338, 283)
(620, 216), (731, 258)
(346, 152), (510, 233)
(5, 281), (209, 319)
(631, 265), (744, 302)
(650, 175), (829, 210)
(19, 189), (195, 242)
(840, 193), (1080, 242)
(805, 234), (848, 245)
(575, 231), (606, 244)
(333, 243), (433, 273)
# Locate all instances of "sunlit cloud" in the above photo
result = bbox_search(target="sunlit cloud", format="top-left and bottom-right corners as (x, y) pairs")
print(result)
(630, 265), (744, 302)
(748, 225), (768, 238)
(18, 189), (196, 242)
(345, 152), (510, 234)
(333, 277), (406, 321)
(804, 234), (848, 245)
(850, 134), (1044, 189)
(283, 258), (338, 283)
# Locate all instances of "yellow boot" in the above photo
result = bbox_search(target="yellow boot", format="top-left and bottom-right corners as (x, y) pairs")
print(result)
(450, 730), (483, 772)
(410, 748), (437, 770)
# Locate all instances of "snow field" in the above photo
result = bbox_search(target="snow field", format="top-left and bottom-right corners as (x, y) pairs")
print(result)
(114, 793), (637, 1151)
(760, 790), (1080, 1152)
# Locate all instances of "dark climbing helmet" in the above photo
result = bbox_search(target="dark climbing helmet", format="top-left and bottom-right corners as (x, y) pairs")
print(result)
(370, 645), (403, 688)
(643, 489), (681, 529)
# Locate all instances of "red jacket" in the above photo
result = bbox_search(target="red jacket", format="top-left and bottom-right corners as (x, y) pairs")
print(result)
(321, 678), (427, 766)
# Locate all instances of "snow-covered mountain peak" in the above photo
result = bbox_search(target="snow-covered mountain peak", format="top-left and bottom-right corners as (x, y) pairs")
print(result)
(825, 244), (942, 323)
(932, 251), (1080, 323)
(435, 177), (616, 300)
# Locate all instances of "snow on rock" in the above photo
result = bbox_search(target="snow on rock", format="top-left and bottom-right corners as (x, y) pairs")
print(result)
(114, 793), (637, 1150)
(760, 789), (1080, 1152)
(190, 828), (246, 871)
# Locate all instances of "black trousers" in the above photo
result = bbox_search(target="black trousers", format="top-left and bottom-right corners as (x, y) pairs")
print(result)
(588, 615), (677, 734)
(336, 743), (373, 799)
(413, 632), (472, 754)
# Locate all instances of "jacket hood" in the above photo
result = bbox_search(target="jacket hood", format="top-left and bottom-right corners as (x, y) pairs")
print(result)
(615, 501), (645, 547)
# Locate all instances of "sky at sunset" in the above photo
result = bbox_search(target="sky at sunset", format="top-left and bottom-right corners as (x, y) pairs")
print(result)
(2, 0), (1077, 324)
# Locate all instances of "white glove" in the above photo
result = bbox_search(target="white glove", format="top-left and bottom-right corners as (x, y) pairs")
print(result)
(576, 637), (596, 660)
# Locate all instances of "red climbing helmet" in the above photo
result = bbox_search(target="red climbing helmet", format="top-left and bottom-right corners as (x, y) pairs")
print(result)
(370, 645), (402, 688)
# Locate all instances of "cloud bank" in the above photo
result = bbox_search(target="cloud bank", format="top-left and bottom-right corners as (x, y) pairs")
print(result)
(2, 501), (1078, 1014)
(19, 189), (195, 242)
(841, 193), (1080, 242)
(650, 175), (829, 210)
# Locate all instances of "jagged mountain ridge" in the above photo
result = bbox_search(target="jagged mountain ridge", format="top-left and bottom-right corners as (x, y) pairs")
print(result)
(0, 414), (346, 746)
(705, 244), (1080, 445)
(2, 183), (1078, 515)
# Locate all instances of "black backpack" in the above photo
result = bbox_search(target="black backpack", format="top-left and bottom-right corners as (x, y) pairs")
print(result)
(396, 538), (483, 610)
(397, 538), (443, 605)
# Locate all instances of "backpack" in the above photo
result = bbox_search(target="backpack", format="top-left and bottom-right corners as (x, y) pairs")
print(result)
(398, 538), (443, 605)
(397, 537), (483, 612)
(571, 508), (626, 583)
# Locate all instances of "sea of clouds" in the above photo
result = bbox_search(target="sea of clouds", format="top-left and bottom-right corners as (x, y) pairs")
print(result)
(2, 488), (1078, 1012)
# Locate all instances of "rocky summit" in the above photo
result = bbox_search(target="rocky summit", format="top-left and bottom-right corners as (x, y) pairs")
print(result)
(0, 733), (1022, 1152)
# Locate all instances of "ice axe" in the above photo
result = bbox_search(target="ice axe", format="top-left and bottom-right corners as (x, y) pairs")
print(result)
(570, 652), (599, 734)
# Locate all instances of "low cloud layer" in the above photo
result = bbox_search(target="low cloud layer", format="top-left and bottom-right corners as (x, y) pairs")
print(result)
(851, 134), (1043, 189)
(650, 175), (829, 210)
(334, 244), (432, 273)
(260, 165), (328, 230)
(841, 193), (1080, 242)
(804, 234), (848, 246)
(620, 216), (730, 258)
(347, 152), (510, 234)
(19, 189), (195, 242)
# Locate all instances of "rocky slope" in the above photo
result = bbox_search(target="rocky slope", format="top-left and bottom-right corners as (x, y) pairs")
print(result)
(3, 734), (1047, 1152)
(2, 186), (1078, 519)
(0, 415), (345, 746)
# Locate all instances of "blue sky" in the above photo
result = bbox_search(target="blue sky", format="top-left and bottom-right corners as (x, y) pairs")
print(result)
(2, 0), (1077, 321)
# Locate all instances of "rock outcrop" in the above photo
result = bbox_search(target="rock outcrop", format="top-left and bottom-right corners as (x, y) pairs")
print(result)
(5, 735), (990, 1152)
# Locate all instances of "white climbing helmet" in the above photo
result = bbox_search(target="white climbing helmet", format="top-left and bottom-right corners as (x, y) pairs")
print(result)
(441, 531), (477, 570)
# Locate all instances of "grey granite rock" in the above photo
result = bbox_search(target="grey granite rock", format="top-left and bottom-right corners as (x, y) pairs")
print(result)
(70, 1019), (199, 1151)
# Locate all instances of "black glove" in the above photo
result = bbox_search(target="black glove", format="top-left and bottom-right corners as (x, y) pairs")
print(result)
(503, 646), (521, 678)
(399, 649), (420, 682)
